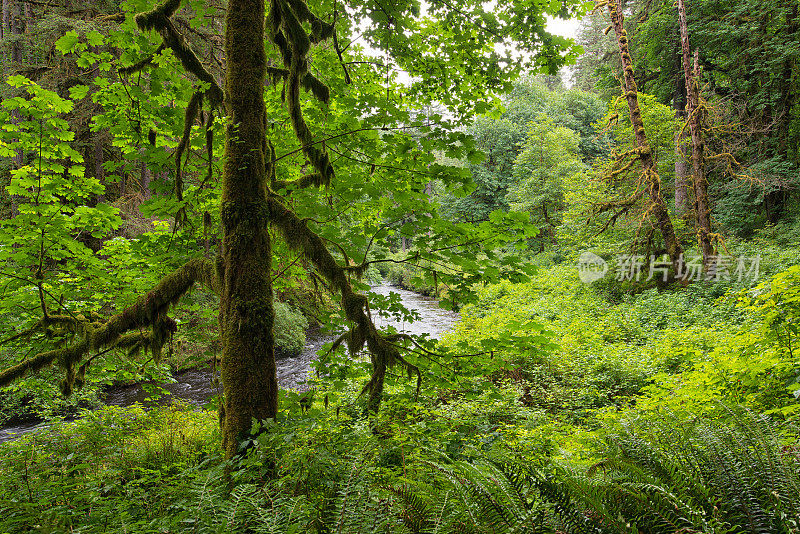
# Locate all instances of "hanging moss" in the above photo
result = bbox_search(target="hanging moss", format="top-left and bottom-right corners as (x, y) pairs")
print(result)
(134, 0), (223, 106)
(205, 109), (215, 184)
(174, 91), (203, 200)
(129, 0), (224, 226)
(301, 73), (330, 104)
(265, 0), (335, 188)
(286, 0), (334, 42)
(268, 194), (417, 413)
(278, 0), (311, 58)
(267, 67), (329, 103)
(0, 258), (218, 392)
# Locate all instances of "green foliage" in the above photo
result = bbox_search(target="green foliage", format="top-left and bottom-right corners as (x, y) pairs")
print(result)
(1, 256), (800, 531)
(635, 267), (800, 419)
(547, 88), (611, 162)
(743, 265), (800, 353)
(2, 4), (800, 534)
(507, 116), (586, 247)
(273, 301), (309, 357)
(439, 77), (607, 228)
(0, 77), (128, 420)
(440, 116), (525, 223)
(3, 390), (797, 532)
(0, 77), (121, 293)
(586, 407), (800, 533)
(0, 404), (220, 533)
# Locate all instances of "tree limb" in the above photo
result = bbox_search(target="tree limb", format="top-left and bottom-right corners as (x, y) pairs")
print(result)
(0, 257), (218, 391)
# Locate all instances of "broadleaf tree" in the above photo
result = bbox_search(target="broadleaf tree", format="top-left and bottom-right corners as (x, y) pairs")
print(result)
(0, 0), (582, 458)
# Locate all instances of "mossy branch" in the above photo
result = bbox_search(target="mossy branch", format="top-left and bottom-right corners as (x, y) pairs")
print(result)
(132, 0), (223, 219)
(134, 0), (223, 106)
(98, 13), (126, 22)
(592, 189), (646, 234)
(119, 43), (166, 76)
(0, 257), (219, 392)
(174, 91), (204, 201)
(269, 195), (410, 412)
(272, 173), (328, 192)
(267, 67), (330, 103)
(268, 0), (335, 187)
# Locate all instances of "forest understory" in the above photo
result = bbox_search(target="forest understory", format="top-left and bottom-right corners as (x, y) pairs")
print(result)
(0, 0), (799, 531)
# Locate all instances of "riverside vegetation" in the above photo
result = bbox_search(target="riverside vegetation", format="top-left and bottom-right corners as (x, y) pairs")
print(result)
(0, 0), (799, 532)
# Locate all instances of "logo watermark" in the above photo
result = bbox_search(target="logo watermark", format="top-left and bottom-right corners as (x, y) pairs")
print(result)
(577, 252), (761, 284)
(577, 251), (609, 284)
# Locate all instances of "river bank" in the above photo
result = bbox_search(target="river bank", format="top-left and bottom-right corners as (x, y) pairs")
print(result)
(0, 283), (458, 443)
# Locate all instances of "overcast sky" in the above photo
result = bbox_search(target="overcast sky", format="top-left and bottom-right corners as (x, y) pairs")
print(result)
(546, 15), (582, 86)
(546, 15), (581, 40)
(356, 12), (585, 87)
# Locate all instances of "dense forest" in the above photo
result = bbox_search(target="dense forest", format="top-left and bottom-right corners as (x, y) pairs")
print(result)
(0, 0), (798, 531)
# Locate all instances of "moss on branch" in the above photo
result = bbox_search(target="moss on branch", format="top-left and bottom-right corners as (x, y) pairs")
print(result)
(267, 0), (335, 187)
(269, 195), (415, 412)
(134, 0), (223, 106)
(174, 91), (204, 200)
(0, 258), (218, 392)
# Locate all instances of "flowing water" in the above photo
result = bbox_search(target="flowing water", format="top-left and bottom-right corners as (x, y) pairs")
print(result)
(0, 283), (458, 443)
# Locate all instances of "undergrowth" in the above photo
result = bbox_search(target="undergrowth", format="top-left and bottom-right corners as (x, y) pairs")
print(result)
(1, 261), (799, 532)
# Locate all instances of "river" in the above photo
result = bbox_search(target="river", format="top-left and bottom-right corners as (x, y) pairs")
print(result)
(0, 283), (458, 443)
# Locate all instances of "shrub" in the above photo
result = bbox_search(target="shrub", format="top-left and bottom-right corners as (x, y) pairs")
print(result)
(273, 300), (309, 357)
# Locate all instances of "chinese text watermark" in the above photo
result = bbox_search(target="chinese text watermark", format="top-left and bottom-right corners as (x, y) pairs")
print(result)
(577, 252), (760, 284)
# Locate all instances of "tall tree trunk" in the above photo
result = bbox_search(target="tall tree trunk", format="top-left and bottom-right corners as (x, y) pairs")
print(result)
(673, 26), (690, 216)
(219, 0), (276, 459)
(674, 117), (690, 216)
(677, 0), (713, 266)
(607, 0), (684, 270)
(23, 0), (30, 65)
(5, 0), (24, 216)
(10, 0), (21, 64)
(2, 0), (10, 74)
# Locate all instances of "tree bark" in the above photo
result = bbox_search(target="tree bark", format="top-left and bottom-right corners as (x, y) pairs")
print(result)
(2, 0), (10, 73)
(23, 0), (30, 65)
(677, 0), (713, 266)
(674, 120), (690, 216)
(673, 25), (690, 216)
(10, 0), (21, 65)
(218, 0), (277, 459)
(607, 0), (684, 270)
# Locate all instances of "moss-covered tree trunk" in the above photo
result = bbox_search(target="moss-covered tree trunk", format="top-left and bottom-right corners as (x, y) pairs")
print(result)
(677, 0), (713, 267)
(672, 31), (690, 217)
(219, 0), (277, 459)
(607, 0), (684, 270)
